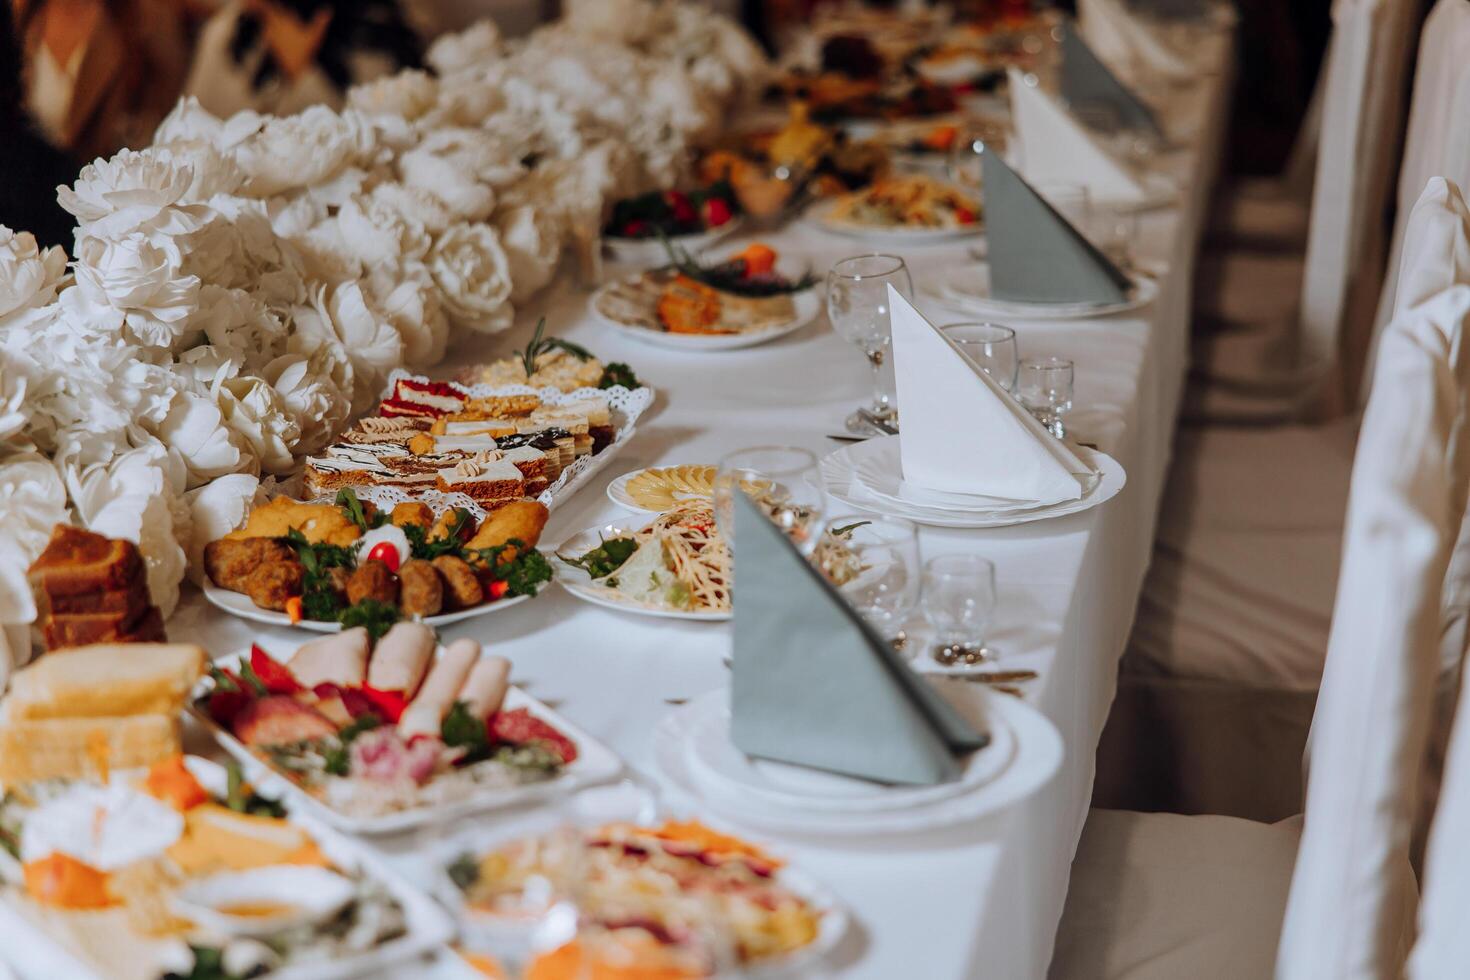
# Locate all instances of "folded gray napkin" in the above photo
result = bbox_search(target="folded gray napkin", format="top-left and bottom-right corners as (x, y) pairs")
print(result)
(982, 150), (1133, 305)
(729, 492), (988, 785)
(1059, 21), (1163, 137)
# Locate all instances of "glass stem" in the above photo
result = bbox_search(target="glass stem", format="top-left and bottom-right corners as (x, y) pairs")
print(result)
(866, 348), (888, 415)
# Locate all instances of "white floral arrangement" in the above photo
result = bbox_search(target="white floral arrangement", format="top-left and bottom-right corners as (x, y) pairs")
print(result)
(0, 0), (768, 670)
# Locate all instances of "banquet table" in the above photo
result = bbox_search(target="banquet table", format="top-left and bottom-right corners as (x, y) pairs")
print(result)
(168, 28), (1236, 980)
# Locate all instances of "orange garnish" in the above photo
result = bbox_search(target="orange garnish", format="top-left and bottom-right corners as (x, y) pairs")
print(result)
(733, 243), (777, 278)
(644, 819), (784, 869)
(23, 853), (115, 909)
(921, 124), (959, 152)
(144, 756), (209, 812)
(284, 596), (304, 624)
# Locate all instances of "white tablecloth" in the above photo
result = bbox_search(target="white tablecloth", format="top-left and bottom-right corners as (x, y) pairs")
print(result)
(167, 33), (1235, 980)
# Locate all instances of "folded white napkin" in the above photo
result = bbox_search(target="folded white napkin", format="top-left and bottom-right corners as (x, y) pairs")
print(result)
(889, 287), (1090, 504)
(1078, 0), (1195, 82)
(1007, 68), (1152, 206)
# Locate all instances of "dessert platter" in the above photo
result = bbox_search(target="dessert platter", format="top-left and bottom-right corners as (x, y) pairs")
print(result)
(191, 628), (621, 834)
(807, 174), (984, 243)
(592, 244), (821, 351)
(0, 644), (453, 980)
(202, 491), (553, 633)
(553, 505), (732, 621)
(602, 183), (744, 265)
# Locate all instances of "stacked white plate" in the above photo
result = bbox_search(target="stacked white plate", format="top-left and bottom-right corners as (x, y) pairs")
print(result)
(652, 687), (1063, 837)
(930, 263), (1160, 320)
(820, 435), (1126, 528)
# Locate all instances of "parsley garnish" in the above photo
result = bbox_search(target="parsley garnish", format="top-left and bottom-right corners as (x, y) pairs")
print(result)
(516, 317), (594, 379)
(447, 854), (481, 892)
(468, 539), (555, 597)
(403, 508), (473, 560)
(335, 488), (385, 532)
(559, 536), (638, 580)
(282, 528), (356, 622)
(441, 700), (488, 752)
(337, 598), (400, 641)
(598, 362), (642, 389)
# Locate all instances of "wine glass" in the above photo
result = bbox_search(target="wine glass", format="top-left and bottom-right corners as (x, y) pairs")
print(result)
(946, 118), (1010, 193)
(713, 446), (827, 556)
(941, 322), (1020, 391)
(922, 554), (1000, 666)
(826, 254), (914, 433)
(1015, 356), (1075, 439)
(814, 515), (920, 642)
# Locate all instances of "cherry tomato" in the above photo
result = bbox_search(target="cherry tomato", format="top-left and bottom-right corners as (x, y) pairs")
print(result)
(665, 191), (696, 223)
(622, 219), (648, 238)
(488, 579), (511, 601)
(367, 541), (401, 573)
(955, 207), (977, 225)
(702, 197), (733, 227)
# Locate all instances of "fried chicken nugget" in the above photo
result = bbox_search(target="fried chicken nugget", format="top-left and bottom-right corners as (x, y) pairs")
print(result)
(398, 559), (444, 617)
(241, 561), (304, 611)
(392, 502), (433, 530)
(223, 498), (361, 546)
(464, 500), (549, 564)
(431, 555), (483, 609)
(346, 560), (399, 607)
(204, 538), (295, 592)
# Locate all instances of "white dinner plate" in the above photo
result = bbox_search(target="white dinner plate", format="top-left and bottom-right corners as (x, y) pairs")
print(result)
(202, 580), (539, 633)
(192, 660), (623, 836)
(820, 436), (1126, 528)
(605, 463), (715, 515)
(683, 688), (1016, 813)
(551, 523), (731, 621)
(602, 216), (743, 266)
(653, 687), (1063, 837)
(849, 436), (1100, 514)
(803, 194), (984, 245)
(591, 279), (820, 351)
(930, 263), (1160, 320)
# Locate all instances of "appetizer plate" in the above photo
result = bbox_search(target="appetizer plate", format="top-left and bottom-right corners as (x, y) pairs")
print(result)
(202, 580), (539, 633)
(551, 523), (731, 622)
(602, 216), (743, 266)
(930, 263), (1161, 320)
(605, 463), (714, 515)
(0, 757), (454, 980)
(803, 195), (984, 245)
(821, 437), (1126, 528)
(591, 280), (821, 351)
(192, 680), (623, 836)
(653, 688), (1063, 837)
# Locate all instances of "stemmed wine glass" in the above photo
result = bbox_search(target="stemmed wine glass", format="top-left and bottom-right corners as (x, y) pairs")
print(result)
(713, 446), (827, 557)
(814, 514), (921, 643)
(941, 322), (1020, 391)
(826, 254), (914, 433)
(1016, 356), (1075, 439)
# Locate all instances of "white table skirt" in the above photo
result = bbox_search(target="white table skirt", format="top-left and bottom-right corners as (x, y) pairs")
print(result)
(165, 32), (1235, 980)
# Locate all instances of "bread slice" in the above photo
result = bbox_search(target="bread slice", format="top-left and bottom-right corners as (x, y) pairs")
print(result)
(43, 578), (151, 617)
(42, 605), (166, 650)
(7, 642), (204, 720)
(28, 525), (143, 597)
(0, 713), (181, 783)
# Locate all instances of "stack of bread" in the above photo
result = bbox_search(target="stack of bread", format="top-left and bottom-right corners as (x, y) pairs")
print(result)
(0, 643), (205, 784)
(28, 525), (166, 651)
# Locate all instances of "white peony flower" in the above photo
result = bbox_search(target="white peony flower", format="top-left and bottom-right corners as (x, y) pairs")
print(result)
(496, 204), (561, 302)
(183, 472), (262, 580)
(426, 21), (503, 77)
(57, 147), (196, 239)
(261, 349), (351, 455)
(233, 106), (376, 197)
(217, 376), (300, 474)
(290, 281), (403, 411)
(154, 97), (264, 151)
(0, 453), (68, 628)
(348, 69), (439, 120)
(0, 359), (32, 447)
(336, 192), (432, 267)
(73, 231), (200, 349)
(153, 386), (255, 486)
(0, 226), (67, 329)
(366, 260), (448, 368)
(428, 223), (515, 333)
(367, 181), (455, 235)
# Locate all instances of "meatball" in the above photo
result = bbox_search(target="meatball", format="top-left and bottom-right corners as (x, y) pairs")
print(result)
(205, 538), (295, 592)
(398, 559), (444, 617)
(431, 555), (483, 609)
(241, 561), (304, 611)
(346, 559), (399, 607)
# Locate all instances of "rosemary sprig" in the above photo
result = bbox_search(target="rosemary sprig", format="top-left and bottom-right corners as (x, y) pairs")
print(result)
(516, 318), (594, 378)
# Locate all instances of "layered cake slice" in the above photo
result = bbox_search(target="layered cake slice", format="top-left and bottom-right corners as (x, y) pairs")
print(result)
(380, 378), (469, 418)
(435, 459), (526, 507)
(342, 416), (432, 445)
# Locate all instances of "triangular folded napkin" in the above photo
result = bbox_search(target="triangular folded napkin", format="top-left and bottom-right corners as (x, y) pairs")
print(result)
(981, 150), (1132, 307)
(1007, 67), (1151, 205)
(889, 287), (1094, 504)
(1059, 21), (1162, 138)
(729, 492), (988, 786)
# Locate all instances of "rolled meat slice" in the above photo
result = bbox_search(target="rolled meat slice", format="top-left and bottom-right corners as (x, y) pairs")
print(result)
(398, 638), (480, 738)
(367, 622), (435, 696)
(458, 656), (511, 720)
(289, 628), (369, 688)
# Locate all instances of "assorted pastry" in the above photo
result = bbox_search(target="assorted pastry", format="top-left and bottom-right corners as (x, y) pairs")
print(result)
(824, 174), (981, 230)
(28, 525), (166, 651)
(604, 182), (740, 240)
(447, 820), (825, 976)
(456, 322), (642, 393)
(560, 504), (731, 614)
(0, 647), (416, 979)
(204, 491), (552, 629)
(597, 243), (814, 337)
(194, 628), (578, 821)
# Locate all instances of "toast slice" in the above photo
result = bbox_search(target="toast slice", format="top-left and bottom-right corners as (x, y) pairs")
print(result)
(43, 578), (152, 617)
(28, 524), (143, 597)
(0, 713), (181, 783)
(6, 642), (204, 720)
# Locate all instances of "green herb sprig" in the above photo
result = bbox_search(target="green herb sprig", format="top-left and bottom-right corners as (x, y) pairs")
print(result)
(336, 488), (386, 532)
(338, 598), (400, 640)
(469, 539), (555, 597)
(598, 362), (642, 390)
(558, 536), (638, 580)
(516, 318), (594, 379)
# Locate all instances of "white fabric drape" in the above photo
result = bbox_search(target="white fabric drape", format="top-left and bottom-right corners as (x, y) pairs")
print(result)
(1277, 178), (1470, 980)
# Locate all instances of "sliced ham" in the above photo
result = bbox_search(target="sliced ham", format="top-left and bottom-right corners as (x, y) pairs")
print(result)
(398, 638), (479, 738)
(367, 622), (435, 696)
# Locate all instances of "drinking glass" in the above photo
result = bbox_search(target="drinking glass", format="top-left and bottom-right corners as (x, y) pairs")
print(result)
(922, 554), (1000, 666)
(1015, 356), (1075, 439)
(814, 515), (920, 641)
(714, 446), (827, 556)
(946, 118), (1010, 193)
(941, 322), (1020, 391)
(826, 254), (914, 432)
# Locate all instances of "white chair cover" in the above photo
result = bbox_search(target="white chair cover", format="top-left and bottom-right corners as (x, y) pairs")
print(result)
(1366, 0), (1470, 402)
(1277, 179), (1470, 980)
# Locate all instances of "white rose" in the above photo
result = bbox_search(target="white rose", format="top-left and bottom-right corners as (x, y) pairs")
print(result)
(217, 376), (300, 474)
(496, 205), (561, 302)
(73, 232), (200, 349)
(183, 473), (262, 579)
(57, 147), (195, 238)
(261, 349), (351, 455)
(426, 21), (503, 77)
(337, 192), (432, 267)
(153, 387), (255, 486)
(366, 260), (448, 368)
(234, 106), (376, 197)
(0, 226), (67, 329)
(348, 69), (439, 120)
(428, 223), (515, 333)
(0, 453), (68, 628)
